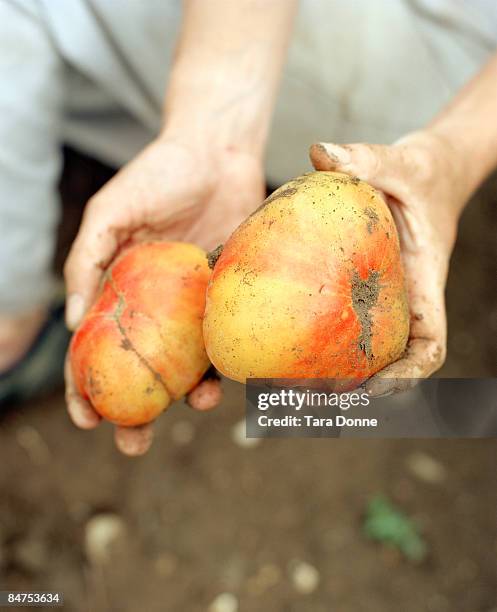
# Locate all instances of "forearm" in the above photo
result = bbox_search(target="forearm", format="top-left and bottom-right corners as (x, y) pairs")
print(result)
(427, 51), (497, 205)
(163, 0), (297, 156)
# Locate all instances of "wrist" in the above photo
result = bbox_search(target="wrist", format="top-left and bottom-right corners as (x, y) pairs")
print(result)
(423, 52), (497, 201)
(159, 120), (265, 171)
(162, 107), (268, 161)
(399, 129), (474, 218)
(161, 122), (266, 162)
(425, 124), (483, 204)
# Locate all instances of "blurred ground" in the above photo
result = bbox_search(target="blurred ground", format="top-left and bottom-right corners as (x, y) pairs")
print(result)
(0, 151), (496, 611)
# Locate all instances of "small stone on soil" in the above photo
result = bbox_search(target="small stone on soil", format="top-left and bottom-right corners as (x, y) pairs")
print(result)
(405, 452), (447, 484)
(208, 592), (238, 612)
(84, 513), (127, 565)
(290, 561), (320, 594)
(231, 419), (261, 449)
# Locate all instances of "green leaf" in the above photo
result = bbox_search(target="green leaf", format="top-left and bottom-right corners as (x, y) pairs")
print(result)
(363, 495), (427, 562)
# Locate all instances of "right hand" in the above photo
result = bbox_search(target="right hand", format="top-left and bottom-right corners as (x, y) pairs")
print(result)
(64, 135), (266, 455)
(310, 130), (468, 394)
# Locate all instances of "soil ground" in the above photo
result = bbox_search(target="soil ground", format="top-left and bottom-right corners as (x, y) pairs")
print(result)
(0, 153), (496, 612)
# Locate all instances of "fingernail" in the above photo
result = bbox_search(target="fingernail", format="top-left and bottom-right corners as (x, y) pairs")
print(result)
(319, 143), (351, 165)
(66, 293), (85, 330)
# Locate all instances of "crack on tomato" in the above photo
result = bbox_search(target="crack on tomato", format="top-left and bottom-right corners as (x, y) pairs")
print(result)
(107, 275), (174, 400)
(351, 270), (380, 360)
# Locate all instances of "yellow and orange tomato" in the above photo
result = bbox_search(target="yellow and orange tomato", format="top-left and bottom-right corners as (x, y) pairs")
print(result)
(203, 171), (409, 382)
(70, 242), (211, 426)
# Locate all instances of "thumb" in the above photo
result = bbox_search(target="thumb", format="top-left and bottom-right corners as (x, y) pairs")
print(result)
(64, 202), (121, 330)
(309, 142), (409, 196)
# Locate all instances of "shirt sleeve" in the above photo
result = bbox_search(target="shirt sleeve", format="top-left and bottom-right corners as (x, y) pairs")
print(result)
(0, 0), (65, 313)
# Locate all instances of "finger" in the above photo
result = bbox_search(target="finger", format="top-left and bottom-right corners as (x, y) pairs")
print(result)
(114, 423), (154, 456)
(64, 199), (122, 330)
(309, 142), (410, 198)
(366, 338), (445, 397)
(186, 378), (223, 411)
(64, 353), (101, 429)
(367, 267), (447, 397)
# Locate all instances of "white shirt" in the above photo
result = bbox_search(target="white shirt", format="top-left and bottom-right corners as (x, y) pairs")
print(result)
(0, 0), (495, 311)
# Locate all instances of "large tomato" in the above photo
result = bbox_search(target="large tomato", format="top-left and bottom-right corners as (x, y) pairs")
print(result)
(204, 171), (409, 383)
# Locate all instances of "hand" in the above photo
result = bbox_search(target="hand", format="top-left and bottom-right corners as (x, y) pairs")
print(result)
(310, 131), (468, 395)
(64, 136), (265, 455)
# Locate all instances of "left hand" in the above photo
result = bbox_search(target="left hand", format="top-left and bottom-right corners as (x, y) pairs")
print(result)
(310, 130), (468, 395)
(64, 135), (265, 455)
